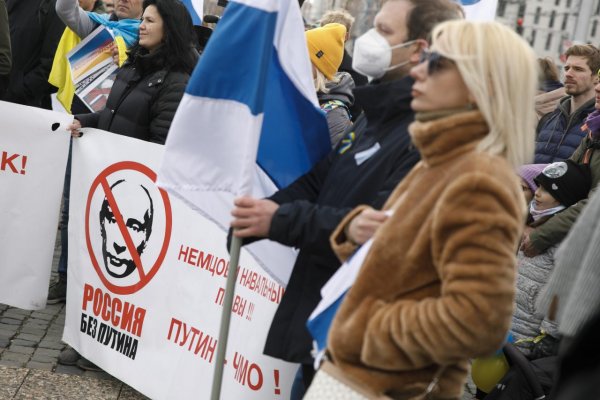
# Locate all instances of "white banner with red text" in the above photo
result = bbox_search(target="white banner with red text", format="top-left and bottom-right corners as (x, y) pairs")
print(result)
(0, 101), (72, 309)
(64, 129), (296, 399)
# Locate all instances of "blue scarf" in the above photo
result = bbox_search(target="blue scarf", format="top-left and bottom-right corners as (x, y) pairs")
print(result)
(87, 12), (141, 47)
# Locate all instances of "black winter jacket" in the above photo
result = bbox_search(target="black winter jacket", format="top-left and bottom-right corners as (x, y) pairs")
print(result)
(263, 76), (420, 364)
(77, 48), (192, 144)
(3, 0), (65, 108)
(0, 0), (9, 98)
(339, 49), (367, 121)
(319, 72), (355, 147)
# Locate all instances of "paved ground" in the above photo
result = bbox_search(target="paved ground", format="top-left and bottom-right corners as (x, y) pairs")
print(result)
(0, 229), (478, 399)
(0, 230), (148, 399)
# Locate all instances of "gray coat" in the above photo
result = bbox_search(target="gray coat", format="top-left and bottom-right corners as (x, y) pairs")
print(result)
(319, 72), (355, 147)
(537, 188), (600, 338)
(511, 247), (560, 357)
(55, 0), (102, 38)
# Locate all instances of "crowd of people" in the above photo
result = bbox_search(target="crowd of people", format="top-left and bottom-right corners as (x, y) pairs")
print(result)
(2, 0), (600, 398)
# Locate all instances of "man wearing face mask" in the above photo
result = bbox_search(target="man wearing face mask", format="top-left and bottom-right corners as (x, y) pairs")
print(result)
(229, 0), (462, 397)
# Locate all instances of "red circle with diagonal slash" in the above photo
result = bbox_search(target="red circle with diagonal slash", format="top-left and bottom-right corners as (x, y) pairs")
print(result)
(85, 161), (172, 295)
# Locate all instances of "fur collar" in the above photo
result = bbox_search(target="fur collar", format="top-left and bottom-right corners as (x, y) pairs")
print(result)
(409, 110), (488, 167)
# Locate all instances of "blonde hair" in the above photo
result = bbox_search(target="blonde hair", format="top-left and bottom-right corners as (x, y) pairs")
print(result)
(314, 68), (329, 93)
(313, 68), (340, 94)
(319, 9), (355, 33)
(431, 20), (537, 168)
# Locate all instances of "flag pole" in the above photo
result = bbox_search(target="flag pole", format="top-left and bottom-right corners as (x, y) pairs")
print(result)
(210, 234), (242, 400)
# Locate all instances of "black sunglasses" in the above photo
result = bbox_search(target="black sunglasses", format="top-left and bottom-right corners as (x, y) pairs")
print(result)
(418, 50), (454, 75)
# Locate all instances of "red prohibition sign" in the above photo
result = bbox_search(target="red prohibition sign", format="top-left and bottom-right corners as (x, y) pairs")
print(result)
(85, 161), (172, 295)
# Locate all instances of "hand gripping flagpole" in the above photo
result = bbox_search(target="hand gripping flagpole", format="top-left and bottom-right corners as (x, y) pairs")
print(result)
(210, 234), (242, 400)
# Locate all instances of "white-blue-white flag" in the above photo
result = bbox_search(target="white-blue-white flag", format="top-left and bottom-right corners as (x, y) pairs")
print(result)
(458, 0), (498, 21)
(181, 0), (203, 25)
(157, 0), (331, 285)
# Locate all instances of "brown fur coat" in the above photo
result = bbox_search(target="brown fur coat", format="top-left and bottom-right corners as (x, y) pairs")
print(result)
(327, 111), (525, 399)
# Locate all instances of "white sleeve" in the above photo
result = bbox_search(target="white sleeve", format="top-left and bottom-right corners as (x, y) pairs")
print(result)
(55, 0), (98, 38)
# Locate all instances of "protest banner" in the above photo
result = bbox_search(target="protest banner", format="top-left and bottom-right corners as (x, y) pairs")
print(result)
(0, 102), (72, 309)
(64, 129), (296, 399)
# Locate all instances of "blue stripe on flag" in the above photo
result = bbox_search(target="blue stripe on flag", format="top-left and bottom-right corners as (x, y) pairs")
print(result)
(307, 292), (348, 354)
(186, 2), (276, 115)
(257, 48), (331, 188)
(158, 0), (331, 285)
(181, 0), (202, 25)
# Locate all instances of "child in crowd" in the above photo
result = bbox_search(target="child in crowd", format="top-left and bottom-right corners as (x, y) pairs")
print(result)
(305, 23), (355, 147)
(512, 160), (591, 359)
(517, 164), (547, 210)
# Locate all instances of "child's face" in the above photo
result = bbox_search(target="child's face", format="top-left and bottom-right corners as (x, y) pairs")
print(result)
(520, 179), (534, 206)
(534, 186), (561, 210)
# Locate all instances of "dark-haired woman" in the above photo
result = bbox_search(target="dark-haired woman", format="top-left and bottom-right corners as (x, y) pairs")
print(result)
(70, 0), (198, 144)
(56, 0), (197, 371)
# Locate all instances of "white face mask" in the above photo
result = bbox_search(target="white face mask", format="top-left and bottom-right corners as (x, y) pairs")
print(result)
(352, 28), (416, 80)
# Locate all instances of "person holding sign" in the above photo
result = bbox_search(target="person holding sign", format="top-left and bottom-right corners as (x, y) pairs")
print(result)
(53, 0), (197, 371)
(47, 0), (144, 315)
(48, 0), (145, 309)
(57, 0), (143, 40)
(52, 0), (143, 114)
(70, 0), (197, 142)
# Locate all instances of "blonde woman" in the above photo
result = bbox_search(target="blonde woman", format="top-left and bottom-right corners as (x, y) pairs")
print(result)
(312, 20), (537, 399)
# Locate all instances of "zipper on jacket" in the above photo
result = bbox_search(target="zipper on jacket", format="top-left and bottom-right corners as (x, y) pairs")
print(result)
(107, 77), (138, 130)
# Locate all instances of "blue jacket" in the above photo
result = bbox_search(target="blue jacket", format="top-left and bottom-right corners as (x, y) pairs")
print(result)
(534, 96), (595, 163)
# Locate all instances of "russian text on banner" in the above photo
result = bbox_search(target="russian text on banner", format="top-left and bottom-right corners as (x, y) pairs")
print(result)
(0, 101), (71, 309)
(157, 0), (331, 286)
(65, 129), (297, 399)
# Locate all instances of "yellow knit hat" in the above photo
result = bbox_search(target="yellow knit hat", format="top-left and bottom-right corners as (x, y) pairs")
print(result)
(305, 23), (347, 80)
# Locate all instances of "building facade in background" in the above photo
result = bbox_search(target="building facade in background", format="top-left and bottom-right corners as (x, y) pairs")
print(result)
(202, 0), (383, 49)
(302, 0), (381, 38)
(496, 0), (600, 65)
(203, 0), (600, 67)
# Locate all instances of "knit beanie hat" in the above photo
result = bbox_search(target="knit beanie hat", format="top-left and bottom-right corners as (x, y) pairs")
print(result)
(518, 164), (547, 195)
(305, 23), (346, 80)
(534, 160), (592, 207)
